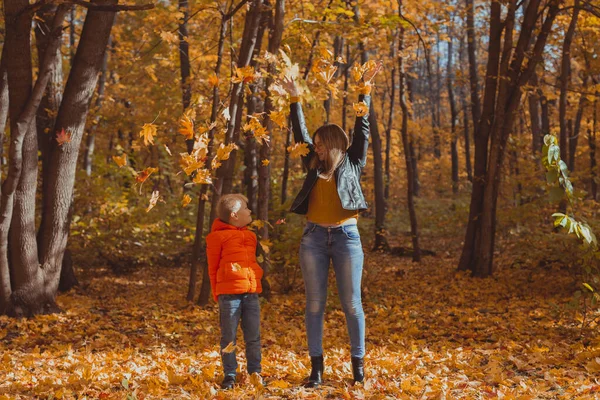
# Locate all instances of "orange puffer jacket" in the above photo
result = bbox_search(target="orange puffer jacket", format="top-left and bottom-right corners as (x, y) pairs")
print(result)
(206, 218), (263, 302)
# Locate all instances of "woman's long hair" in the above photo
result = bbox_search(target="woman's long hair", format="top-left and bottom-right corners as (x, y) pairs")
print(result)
(309, 124), (349, 180)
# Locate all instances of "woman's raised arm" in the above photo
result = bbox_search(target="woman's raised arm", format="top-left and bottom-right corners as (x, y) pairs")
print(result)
(282, 76), (314, 168)
(347, 61), (383, 167)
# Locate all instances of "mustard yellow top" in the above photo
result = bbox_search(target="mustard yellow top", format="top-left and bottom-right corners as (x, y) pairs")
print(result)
(306, 177), (359, 225)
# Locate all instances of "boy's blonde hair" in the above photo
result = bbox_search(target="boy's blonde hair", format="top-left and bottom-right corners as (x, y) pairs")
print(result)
(217, 194), (248, 223)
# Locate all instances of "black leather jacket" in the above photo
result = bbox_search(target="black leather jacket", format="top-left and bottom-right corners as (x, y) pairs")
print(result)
(289, 94), (371, 215)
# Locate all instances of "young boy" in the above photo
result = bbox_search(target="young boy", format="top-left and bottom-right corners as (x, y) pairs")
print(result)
(206, 194), (263, 390)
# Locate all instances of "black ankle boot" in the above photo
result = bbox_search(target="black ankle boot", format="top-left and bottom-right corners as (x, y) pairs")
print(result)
(220, 375), (236, 390)
(351, 357), (364, 384)
(304, 355), (324, 388)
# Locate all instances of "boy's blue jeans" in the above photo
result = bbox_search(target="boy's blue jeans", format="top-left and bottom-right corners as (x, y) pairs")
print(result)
(299, 222), (365, 358)
(218, 293), (261, 377)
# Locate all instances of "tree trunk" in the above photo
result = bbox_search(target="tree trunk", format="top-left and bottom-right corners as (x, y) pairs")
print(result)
(69, 7), (76, 63)
(447, 35), (459, 194)
(82, 30), (112, 176)
(397, 10), (420, 262)
(591, 95), (598, 201)
(0, 47), (8, 167)
(1, 4), (69, 314)
(558, 0), (580, 164)
(342, 44), (351, 132)
(385, 34), (397, 201)
(243, 6), (270, 212)
(424, 47), (440, 159)
(244, 95), (259, 212)
(257, 0), (284, 299)
(38, 2), (116, 306)
(324, 36), (343, 124)
(458, 38), (472, 182)
(471, 0), (559, 277)
(214, 0), (264, 198)
(193, 15), (229, 304)
(568, 75), (587, 172)
(528, 72), (542, 153)
(369, 99), (390, 251)
(354, 7), (388, 251)
(406, 75), (420, 197)
(178, 0), (193, 153)
(458, 0), (502, 273)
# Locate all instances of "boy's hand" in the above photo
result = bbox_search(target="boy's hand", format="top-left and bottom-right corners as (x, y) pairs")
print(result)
(280, 76), (299, 97)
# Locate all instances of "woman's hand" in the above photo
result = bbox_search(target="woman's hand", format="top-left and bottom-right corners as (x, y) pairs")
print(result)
(362, 61), (383, 85)
(280, 75), (299, 97)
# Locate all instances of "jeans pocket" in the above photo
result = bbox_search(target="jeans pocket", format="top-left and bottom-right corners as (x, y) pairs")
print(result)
(302, 224), (316, 238)
(342, 225), (361, 240)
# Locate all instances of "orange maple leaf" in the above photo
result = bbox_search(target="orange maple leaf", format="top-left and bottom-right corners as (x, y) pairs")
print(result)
(353, 101), (369, 117)
(192, 169), (212, 184)
(139, 123), (157, 146)
(287, 142), (310, 158)
(208, 73), (219, 87)
(56, 129), (72, 146)
(135, 167), (158, 183)
(269, 110), (287, 128)
(178, 115), (194, 140)
(112, 154), (127, 168)
(231, 66), (255, 84)
(182, 194), (192, 207)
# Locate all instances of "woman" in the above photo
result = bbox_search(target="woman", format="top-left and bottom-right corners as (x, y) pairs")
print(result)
(281, 62), (381, 387)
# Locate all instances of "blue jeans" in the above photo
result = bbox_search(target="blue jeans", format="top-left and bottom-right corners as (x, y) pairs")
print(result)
(299, 222), (365, 358)
(218, 293), (261, 377)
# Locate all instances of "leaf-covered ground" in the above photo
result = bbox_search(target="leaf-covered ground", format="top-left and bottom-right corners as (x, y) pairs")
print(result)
(1, 247), (600, 399)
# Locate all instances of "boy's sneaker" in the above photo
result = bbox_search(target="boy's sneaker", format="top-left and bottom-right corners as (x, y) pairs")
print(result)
(220, 375), (236, 390)
(249, 372), (263, 387)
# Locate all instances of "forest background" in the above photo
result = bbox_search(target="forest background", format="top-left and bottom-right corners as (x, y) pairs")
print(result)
(1, 0), (600, 398)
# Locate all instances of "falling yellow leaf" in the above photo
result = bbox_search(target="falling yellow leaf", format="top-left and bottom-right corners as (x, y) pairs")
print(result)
(179, 153), (204, 176)
(312, 58), (337, 84)
(301, 34), (312, 47)
(139, 123), (157, 146)
(208, 73), (219, 87)
(353, 101), (369, 117)
(144, 65), (158, 82)
(135, 167), (158, 183)
(222, 342), (236, 353)
(192, 169), (212, 184)
(231, 66), (255, 84)
(182, 194), (191, 207)
(146, 190), (160, 212)
(260, 239), (272, 254)
(178, 115), (194, 140)
(112, 154), (127, 168)
(287, 142), (310, 158)
(211, 158), (222, 170)
(269, 110), (287, 128)
(215, 143), (238, 161)
(261, 159), (269, 166)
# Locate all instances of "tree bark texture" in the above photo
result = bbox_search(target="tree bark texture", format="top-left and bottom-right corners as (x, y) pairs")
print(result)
(558, 0), (580, 164)
(38, 1), (116, 305)
(1, 4), (69, 314)
(397, 3), (420, 261)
